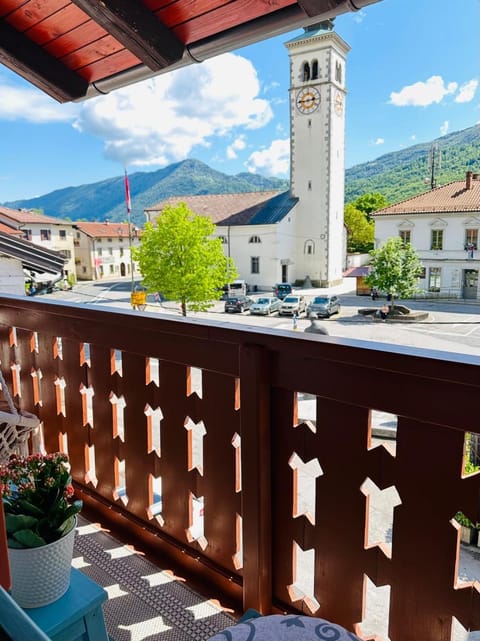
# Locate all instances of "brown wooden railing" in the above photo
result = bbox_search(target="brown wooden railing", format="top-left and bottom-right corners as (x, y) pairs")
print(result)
(1, 294), (480, 640)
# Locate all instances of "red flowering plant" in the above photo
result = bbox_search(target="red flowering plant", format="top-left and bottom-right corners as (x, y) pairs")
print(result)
(0, 452), (82, 548)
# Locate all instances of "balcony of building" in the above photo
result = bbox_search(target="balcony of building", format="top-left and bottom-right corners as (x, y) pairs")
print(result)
(1, 294), (480, 641)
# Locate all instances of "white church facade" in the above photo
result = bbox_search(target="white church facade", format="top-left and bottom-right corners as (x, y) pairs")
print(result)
(145, 23), (349, 290)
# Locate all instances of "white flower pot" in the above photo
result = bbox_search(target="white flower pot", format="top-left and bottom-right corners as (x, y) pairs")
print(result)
(8, 518), (76, 608)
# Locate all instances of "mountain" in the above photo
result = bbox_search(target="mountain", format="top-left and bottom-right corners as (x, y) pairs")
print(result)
(345, 124), (480, 204)
(4, 125), (480, 223)
(3, 159), (289, 226)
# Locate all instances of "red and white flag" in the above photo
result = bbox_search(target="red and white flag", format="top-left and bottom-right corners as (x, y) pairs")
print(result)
(124, 169), (131, 214)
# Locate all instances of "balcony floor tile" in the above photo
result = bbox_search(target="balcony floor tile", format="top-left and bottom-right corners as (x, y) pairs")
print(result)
(73, 516), (236, 641)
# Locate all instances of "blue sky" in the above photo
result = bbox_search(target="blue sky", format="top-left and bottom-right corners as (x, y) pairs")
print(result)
(0, 0), (478, 202)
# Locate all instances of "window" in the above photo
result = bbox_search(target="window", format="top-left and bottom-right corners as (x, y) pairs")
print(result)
(23, 229), (32, 241)
(303, 62), (310, 81)
(312, 59), (318, 80)
(109, 248), (113, 256)
(82, 266), (87, 274)
(249, 235), (261, 244)
(251, 257), (260, 274)
(120, 248), (124, 257)
(304, 240), (315, 255)
(428, 267), (441, 292)
(97, 249), (102, 256)
(110, 265), (115, 274)
(418, 267), (426, 279)
(335, 61), (342, 83)
(431, 229), (443, 250)
(399, 230), (411, 244)
(108, 238), (112, 242)
(40, 229), (51, 241)
(97, 238), (102, 243)
(218, 236), (227, 244)
(465, 229), (478, 250)
(76, 231), (81, 239)
(59, 230), (67, 240)
(59, 250), (71, 259)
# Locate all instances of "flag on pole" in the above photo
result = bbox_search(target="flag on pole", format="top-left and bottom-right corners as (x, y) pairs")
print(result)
(124, 169), (131, 214)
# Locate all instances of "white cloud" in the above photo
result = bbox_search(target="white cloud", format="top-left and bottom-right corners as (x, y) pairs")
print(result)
(410, 134), (417, 141)
(455, 79), (478, 103)
(353, 10), (366, 23)
(389, 75), (457, 107)
(440, 120), (449, 136)
(245, 139), (290, 176)
(226, 136), (246, 159)
(74, 53), (273, 167)
(371, 137), (385, 145)
(0, 82), (78, 123)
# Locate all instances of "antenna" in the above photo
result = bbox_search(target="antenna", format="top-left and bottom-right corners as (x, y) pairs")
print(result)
(427, 143), (441, 190)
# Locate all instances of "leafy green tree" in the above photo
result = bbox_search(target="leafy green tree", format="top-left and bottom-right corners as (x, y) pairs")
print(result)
(365, 237), (423, 311)
(344, 203), (374, 252)
(352, 192), (389, 220)
(133, 202), (238, 316)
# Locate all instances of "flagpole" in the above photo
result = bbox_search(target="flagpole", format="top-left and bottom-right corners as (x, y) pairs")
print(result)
(124, 168), (135, 303)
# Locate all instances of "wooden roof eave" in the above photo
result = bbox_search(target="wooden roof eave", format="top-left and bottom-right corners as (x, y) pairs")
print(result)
(82, 0), (381, 101)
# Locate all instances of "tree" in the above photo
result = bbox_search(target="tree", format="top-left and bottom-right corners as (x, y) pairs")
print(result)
(344, 203), (374, 252)
(365, 237), (423, 311)
(352, 192), (389, 220)
(133, 202), (238, 316)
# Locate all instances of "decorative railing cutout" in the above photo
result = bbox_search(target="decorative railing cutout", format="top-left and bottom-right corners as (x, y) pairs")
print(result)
(294, 391), (316, 433)
(361, 477), (401, 558)
(289, 452), (322, 525)
(287, 541), (320, 613)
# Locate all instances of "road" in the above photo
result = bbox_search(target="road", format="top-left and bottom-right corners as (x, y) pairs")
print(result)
(46, 279), (480, 359)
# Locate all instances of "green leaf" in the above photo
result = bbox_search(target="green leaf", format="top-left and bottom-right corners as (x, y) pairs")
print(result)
(12, 529), (47, 548)
(5, 514), (38, 534)
(17, 499), (45, 518)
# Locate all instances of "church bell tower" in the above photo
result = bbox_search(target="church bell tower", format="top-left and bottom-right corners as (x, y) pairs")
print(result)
(285, 22), (350, 287)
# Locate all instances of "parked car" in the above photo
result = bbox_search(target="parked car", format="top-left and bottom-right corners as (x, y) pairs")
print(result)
(224, 295), (253, 313)
(279, 295), (307, 316)
(273, 283), (293, 300)
(250, 296), (282, 315)
(307, 294), (341, 318)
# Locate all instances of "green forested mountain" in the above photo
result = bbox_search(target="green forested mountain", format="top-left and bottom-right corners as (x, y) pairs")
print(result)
(345, 124), (480, 204)
(3, 159), (289, 226)
(3, 125), (480, 224)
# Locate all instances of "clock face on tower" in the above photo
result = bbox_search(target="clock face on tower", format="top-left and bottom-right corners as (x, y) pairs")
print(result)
(296, 87), (320, 114)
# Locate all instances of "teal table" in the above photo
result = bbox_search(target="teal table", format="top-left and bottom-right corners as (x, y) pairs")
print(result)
(25, 568), (108, 641)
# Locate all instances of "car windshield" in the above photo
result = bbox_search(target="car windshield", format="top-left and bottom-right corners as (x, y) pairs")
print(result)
(313, 297), (329, 304)
(257, 298), (270, 304)
(227, 297), (239, 303)
(283, 296), (298, 303)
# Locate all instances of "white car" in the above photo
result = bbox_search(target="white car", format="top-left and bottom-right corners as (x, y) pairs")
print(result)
(279, 295), (307, 316)
(250, 296), (282, 315)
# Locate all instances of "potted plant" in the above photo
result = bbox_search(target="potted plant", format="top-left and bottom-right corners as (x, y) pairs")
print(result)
(0, 452), (82, 607)
(454, 511), (479, 545)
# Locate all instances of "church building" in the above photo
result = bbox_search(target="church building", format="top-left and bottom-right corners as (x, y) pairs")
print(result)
(145, 22), (350, 290)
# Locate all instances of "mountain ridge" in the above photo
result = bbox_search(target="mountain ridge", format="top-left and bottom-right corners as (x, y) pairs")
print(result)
(3, 124), (480, 224)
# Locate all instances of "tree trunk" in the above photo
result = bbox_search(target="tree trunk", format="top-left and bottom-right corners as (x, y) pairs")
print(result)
(181, 301), (187, 316)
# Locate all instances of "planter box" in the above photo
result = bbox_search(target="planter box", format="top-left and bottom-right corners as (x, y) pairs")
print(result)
(460, 525), (478, 545)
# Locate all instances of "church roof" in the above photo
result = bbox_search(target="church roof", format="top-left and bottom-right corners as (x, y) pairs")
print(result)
(372, 173), (480, 216)
(146, 191), (297, 226)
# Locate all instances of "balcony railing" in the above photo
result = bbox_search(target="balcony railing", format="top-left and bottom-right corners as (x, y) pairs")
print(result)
(1, 294), (480, 641)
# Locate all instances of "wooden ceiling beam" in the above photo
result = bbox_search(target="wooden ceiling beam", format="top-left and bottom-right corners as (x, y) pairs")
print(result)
(0, 19), (89, 102)
(71, 0), (184, 70)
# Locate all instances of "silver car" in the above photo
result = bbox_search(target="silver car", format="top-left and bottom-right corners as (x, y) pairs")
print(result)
(250, 296), (281, 315)
(279, 295), (307, 316)
(307, 294), (341, 318)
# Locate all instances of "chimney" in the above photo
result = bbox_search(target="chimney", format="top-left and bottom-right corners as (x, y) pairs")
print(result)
(466, 171), (473, 189)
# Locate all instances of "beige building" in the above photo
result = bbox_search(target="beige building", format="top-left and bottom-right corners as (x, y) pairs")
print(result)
(74, 222), (141, 281)
(0, 206), (75, 282)
(372, 171), (480, 298)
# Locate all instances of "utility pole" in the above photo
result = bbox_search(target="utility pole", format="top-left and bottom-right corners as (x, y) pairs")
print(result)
(428, 143), (441, 190)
